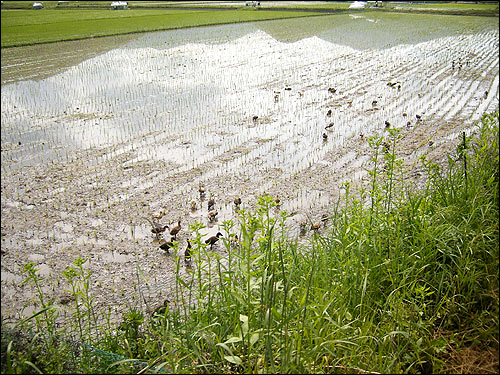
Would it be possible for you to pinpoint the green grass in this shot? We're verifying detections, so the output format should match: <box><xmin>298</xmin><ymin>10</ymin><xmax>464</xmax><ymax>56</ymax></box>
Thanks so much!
<box><xmin>2</xmin><ymin>110</ymin><xmax>498</xmax><ymax>374</ymax></box>
<box><xmin>1</xmin><ymin>7</ymin><xmax>322</xmax><ymax>47</ymax></box>
<box><xmin>2</xmin><ymin>1</ymin><xmax>498</xmax><ymax>47</ymax></box>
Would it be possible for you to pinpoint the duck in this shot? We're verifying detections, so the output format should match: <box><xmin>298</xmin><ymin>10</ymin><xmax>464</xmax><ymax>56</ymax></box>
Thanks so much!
<box><xmin>274</xmin><ymin>196</ymin><xmax>281</xmax><ymax>206</ymax></box>
<box><xmin>372</xmin><ymin>100</ymin><xmax>378</xmax><ymax>107</ymax></box>
<box><xmin>142</xmin><ymin>217</ymin><xmax>168</xmax><ymax>238</ymax></box>
<box><xmin>151</xmin><ymin>299</ymin><xmax>170</xmax><ymax>317</ymax></box>
<box><xmin>199</xmin><ymin>184</ymin><xmax>206</xmax><ymax>196</ymax></box>
<box><xmin>311</xmin><ymin>222</ymin><xmax>321</xmax><ymax>231</ymax></box>
<box><xmin>208</xmin><ymin>209</ymin><xmax>218</xmax><ymax>222</ymax></box>
<box><xmin>184</xmin><ymin>240</ymin><xmax>192</xmax><ymax>263</ymax></box>
<box><xmin>384</xmin><ymin>120</ymin><xmax>391</xmax><ymax>128</ymax></box>
<box><xmin>299</xmin><ymin>220</ymin><xmax>308</xmax><ymax>236</ymax></box>
<box><xmin>322</xmin><ymin>133</ymin><xmax>328</xmax><ymax>141</ymax></box>
<box><xmin>252</xmin><ymin>115</ymin><xmax>259</xmax><ymax>121</ymax></box>
<box><xmin>234</xmin><ymin>197</ymin><xmax>242</xmax><ymax>206</ymax></box>
<box><xmin>152</xmin><ymin>210</ymin><xmax>164</xmax><ymax>221</ymax></box>
<box><xmin>402</xmin><ymin>112</ymin><xmax>407</xmax><ymax>117</ymax></box>
<box><xmin>321</xmin><ymin>214</ymin><xmax>329</xmax><ymax>223</ymax></box>
<box><xmin>232</xmin><ymin>234</ymin><xmax>239</xmax><ymax>245</ymax></box>
<box><xmin>169</xmin><ymin>220</ymin><xmax>181</xmax><ymax>239</ymax></box>
<box><xmin>205</xmin><ymin>232</ymin><xmax>223</xmax><ymax>249</ymax></box>
<box><xmin>328</xmin><ymin>87</ymin><xmax>336</xmax><ymax>94</ymax></box>
<box><xmin>326</xmin><ymin>109</ymin><xmax>332</xmax><ymax>117</ymax></box>
<box><xmin>159</xmin><ymin>238</ymin><xmax>176</xmax><ymax>253</ymax></box>
<box><xmin>207</xmin><ymin>197</ymin><xmax>215</xmax><ymax>211</ymax></box>
<box><xmin>325</xmin><ymin>122</ymin><xmax>334</xmax><ymax>130</ymax></box>
<box><xmin>416</xmin><ymin>114</ymin><xmax>422</xmax><ymax>121</ymax></box>
<box><xmin>190</xmin><ymin>199</ymin><xmax>197</xmax><ymax>211</ymax></box>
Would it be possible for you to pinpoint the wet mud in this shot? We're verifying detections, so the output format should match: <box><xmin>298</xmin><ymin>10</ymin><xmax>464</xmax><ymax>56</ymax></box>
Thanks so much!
<box><xmin>1</xmin><ymin>14</ymin><xmax>499</xmax><ymax>324</ymax></box>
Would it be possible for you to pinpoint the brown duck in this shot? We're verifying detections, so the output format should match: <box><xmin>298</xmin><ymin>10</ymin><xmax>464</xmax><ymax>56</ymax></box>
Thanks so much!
<box><xmin>184</xmin><ymin>239</ymin><xmax>192</xmax><ymax>263</ymax></box>
<box><xmin>205</xmin><ymin>232</ymin><xmax>223</xmax><ymax>249</ymax></box>
<box><xmin>208</xmin><ymin>209</ymin><xmax>218</xmax><ymax>222</ymax></box>
<box><xmin>169</xmin><ymin>220</ymin><xmax>181</xmax><ymax>239</ymax></box>
<box><xmin>159</xmin><ymin>238</ymin><xmax>176</xmax><ymax>253</ymax></box>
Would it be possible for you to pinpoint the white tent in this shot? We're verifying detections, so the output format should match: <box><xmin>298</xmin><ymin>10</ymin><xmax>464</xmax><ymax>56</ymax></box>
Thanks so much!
<box><xmin>110</xmin><ymin>1</ymin><xmax>127</xmax><ymax>10</ymax></box>
<box><xmin>349</xmin><ymin>1</ymin><xmax>367</xmax><ymax>9</ymax></box>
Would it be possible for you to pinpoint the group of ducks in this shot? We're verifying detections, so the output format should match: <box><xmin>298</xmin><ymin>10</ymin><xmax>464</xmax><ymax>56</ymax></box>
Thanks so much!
<box><xmin>145</xmin><ymin>185</ymin><xmax>247</xmax><ymax>265</ymax></box>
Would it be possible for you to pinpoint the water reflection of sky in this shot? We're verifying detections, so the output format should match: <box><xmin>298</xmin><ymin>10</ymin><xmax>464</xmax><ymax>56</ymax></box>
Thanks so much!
<box><xmin>1</xmin><ymin>14</ymin><xmax>498</xmax><ymax>172</ymax></box>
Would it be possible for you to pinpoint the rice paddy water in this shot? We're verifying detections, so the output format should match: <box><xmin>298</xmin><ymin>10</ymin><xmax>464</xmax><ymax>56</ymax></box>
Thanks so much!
<box><xmin>1</xmin><ymin>12</ymin><xmax>499</xmax><ymax>323</ymax></box>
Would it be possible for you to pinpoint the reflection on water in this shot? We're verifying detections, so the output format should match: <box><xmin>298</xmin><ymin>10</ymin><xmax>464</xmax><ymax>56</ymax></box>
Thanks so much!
<box><xmin>1</xmin><ymin>13</ymin><xmax>498</xmax><ymax>324</ymax></box>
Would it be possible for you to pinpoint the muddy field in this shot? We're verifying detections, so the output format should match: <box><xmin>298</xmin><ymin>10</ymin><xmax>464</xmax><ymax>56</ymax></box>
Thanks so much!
<box><xmin>1</xmin><ymin>13</ymin><xmax>499</xmax><ymax>324</ymax></box>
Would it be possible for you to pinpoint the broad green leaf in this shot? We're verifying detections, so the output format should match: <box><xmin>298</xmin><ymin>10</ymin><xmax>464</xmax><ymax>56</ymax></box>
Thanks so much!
<box><xmin>225</xmin><ymin>336</ymin><xmax>242</xmax><ymax>344</ymax></box>
<box><xmin>224</xmin><ymin>355</ymin><xmax>242</xmax><ymax>365</ymax></box>
<box><xmin>250</xmin><ymin>332</ymin><xmax>259</xmax><ymax>346</ymax></box>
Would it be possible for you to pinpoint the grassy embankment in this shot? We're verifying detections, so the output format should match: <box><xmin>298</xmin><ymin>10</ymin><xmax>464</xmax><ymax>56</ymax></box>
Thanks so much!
<box><xmin>0</xmin><ymin>4</ymin><xmax>322</xmax><ymax>48</ymax></box>
<box><xmin>1</xmin><ymin>111</ymin><xmax>498</xmax><ymax>374</ymax></box>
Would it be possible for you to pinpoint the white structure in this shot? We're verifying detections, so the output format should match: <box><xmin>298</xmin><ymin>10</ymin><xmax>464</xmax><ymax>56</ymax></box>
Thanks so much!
<box><xmin>32</xmin><ymin>2</ymin><xmax>43</xmax><ymax>9</ymax></box>
<box><xmin>110</xmin><ymin>1</ymin><xmax>127</xmax><ymax>10</ymax></box>
<box><xmin>349</xmin><ymin>1</ymin><xmax>367</xmax><ymax>9</ymax></box>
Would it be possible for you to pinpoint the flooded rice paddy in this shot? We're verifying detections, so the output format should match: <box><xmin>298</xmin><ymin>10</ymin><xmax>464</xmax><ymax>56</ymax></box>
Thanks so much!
<box><xmin>1</xmin><ymin>12</ymin><xmax>499</xmax><ymax>323</ymax></box>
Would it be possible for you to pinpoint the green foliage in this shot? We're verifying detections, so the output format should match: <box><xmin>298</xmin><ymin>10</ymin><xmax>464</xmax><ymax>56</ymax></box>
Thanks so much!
<box><xmin>2</xmin><ymin>111</ymin><xmax>498</xmax><ymax>373</ymax></box>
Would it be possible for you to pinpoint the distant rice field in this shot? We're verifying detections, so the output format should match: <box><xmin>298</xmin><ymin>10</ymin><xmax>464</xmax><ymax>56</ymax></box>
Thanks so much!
<box><xmin>1</xmin><ymin>7</ymin><xmax>321</xmax><ymax>47</ymax></box>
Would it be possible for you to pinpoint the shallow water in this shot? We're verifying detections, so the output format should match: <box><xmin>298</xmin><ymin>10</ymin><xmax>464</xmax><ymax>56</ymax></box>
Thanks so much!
<box><xmin>1</xmin><ymin>13</ymin><xmax>499</xmax><ymax>323</ymax></box>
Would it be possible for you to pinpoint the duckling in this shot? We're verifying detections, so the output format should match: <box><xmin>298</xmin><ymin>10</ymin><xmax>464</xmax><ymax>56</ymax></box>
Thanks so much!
<box><xmin>311</xmin><ymin>222</ymin><xmax>321</xmax><ymax>231</ymax></box>
<box><xmin>322</xmin><ymin>133</ymin><xmax>328</xmax><ymax>141</ymax></box>
<box><xmin>169</xmin><ymin>220</ymin><xmax>181</xmax><ymax>239</ymax></box>
<box><xmin>159</xmin><ymin>237</ymin><xmax>176</xmax><ymax>253</ymax></box>
<box><xmin>326</xmin><ymin>109</ymin><xmax>332</xmax><ymax>117</ymax></box>
<box><xmin>402</xmin><ymin>112</ymin><xmax>407</xmax><ymax>117</ymax></box>
<box><xmin>190</xmin><ymin>199</ymin><xmax>197</xmax><ymax>211</ymax></box>
<box><xmin>372</xmin><ymin>100</ymin><xmax>378</xmax><ymax>107</ymax></box>
<box><xmin>142</xmin><ymin>217</ymin><xmax>168</xmax><ymax>238</ymax></box>
<box><xmin>199</xmin><ymin>184</ymin><xmax>206</xmax><ymax>196</ymax></box>
<box><xmin>230</xmin><ymin>234</ymin><xmax>241</xmax><ymax>250</ymax></box>
<box><xmin>382</xmin><ymin>141</ymin><xmax>391</xmax><ymax>154</ymax></box>
<box><xmin>328</xmin><ymin>87</ymin><xmax>336</xmax><ymax>94</ymax></box>
<box><xmin>360</xmin><ymin>132</ymin><xmax>365</xmax><ymax>139</ymax></box>
<box><xmin>151</xmin><ymin>299</ymin><xmax>170</xmax><ymax>317</ymax></box>
<box><xmin>274</xmin><ymin>94</ymin><xmax>279</xmax><ymax>103</ymax></box>
<box><xmin>205</xmin><ymin>232</ymin><xmax>223</xmax><ymax>249</ymax></box>
<box><xmin>384</xmin><ymin>120</ymin><xmax>391</xmax><ymax>128</ymax></box>
<box><xmin>184</xmin><ymin>240</ymin><xmax>192</xmax><ymax>263</ymax></box>
<box><xmin>208</xmin><ymin>209</ymin><xmax>218</xmax><ymax>222</ymax></box>
<box><xmin>234</xmin><ymin>197</ymin><xmax>242</xmax><ymax>206</ymax></box>
<box><xmin>299</xmin><ymin>220</ymin><xmax>308</xmax><ymax>236</ymax></box>
<box><xmin>274</xmin><ymin>196</ymin><xmax>281</xmax><ymax>206</ymax></box>
<box><xmin>416</xmin><ymin>114</ymin><xmax>422</xmax><ymax>121</ymax></box>
<box><xmin>252</xmin><ymin>115</ymin><xmax>259</xmax><ymax>121</ymax></box>
<box><xmin>207</xmin><ymin>197</ymin><xmax>215</xmax><ymax>211</ymax></box>
<box><xmin>325</xmin><ymin>122</ymin><xmax>334</xmax><ymax>130</ymax></box>
<box><xmin>321</xmin><ymin>214</ymin><xmax>329</xmax><ymax>223</ymax></box>
<box><xmin>152</xmin><ymin>210</ymin><xmax>164</xmax><ymax>221</ymax></box>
